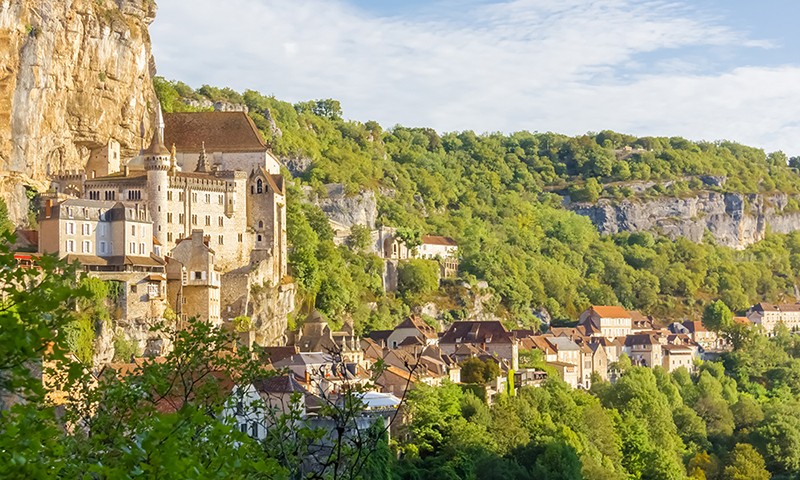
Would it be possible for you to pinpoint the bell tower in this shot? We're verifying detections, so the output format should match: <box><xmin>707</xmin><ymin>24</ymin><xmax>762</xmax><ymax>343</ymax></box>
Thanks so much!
<box><xmin>144</xmin><ymin>108</ymin><xmax>170</xmax><ymax>249</ymax></box>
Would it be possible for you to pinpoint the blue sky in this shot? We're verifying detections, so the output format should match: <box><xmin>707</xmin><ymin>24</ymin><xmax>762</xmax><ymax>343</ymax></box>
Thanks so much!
<box><xmin>151</xmin><ymin>0</ymin><xmax>800</xmax><ymax>154</ymax></box>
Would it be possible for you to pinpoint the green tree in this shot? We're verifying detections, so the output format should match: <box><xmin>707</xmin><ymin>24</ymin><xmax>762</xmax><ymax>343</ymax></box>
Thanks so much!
<box><xmin>703</xmin><ymin>300</ymin><xmax>734</xmax><ymax>333</ymax></box>
<box><xmin>347</xmin><ymin>224</ymin><xmax>372</xmax><ymax>253</ymax></box>
<box><xmin>722</xmin><ymin>444</ymin><xmax>770</xmax><ymax>480</ymax></box>
<box><xmin>397</xmin><ymin>258</ymin><xmax>440</xmax><ymax>296</ymax></box>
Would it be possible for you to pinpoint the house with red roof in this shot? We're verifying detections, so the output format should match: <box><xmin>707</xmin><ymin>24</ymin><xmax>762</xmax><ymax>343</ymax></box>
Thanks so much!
<box><xmin>579</xmin><ymin>306</ymin><xmax>633</xmax><ymax>338</ymax></box>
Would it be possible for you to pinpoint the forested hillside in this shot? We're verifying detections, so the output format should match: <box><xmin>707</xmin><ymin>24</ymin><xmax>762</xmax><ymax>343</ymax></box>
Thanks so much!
<box><xmin>155</xmin><ymin>78</ymin><xmax>800</xmax><ymax>331</ymax></box>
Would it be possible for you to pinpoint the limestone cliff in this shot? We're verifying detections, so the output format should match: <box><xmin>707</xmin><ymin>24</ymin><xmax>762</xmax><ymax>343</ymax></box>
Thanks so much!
<box><xmin>0</xmin><ymin>0</ymin><xmax>158</xmax><ymax>222</ymax></box>
<box><xmin>570</xmin><ymin>192</ymin><xmax>800</xmax><ymax>249</ymax></box>
<box><xmin>303</xmin><ymin>183</ymin><xmax>378</xmax><ymax>229</ymax></box>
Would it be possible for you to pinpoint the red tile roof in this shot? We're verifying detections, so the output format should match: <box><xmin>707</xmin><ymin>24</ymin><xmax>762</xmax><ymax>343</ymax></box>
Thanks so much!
<box><xmin>164</xmin><ymin>112</ymin><xmax>268</xmax><ymax>153</ymax></box>
<box><xmin>588</xmin><ymin>306</ymin><xmax>631</xmax><ymax>318</ymax></box>
<box><xmin>682</xmin><ymin>321</ymin><xmax>707</xmax><ymax>333</ymax></box>
<box><xmin>421</xmin><ymin>235</ymin><xmax>457</xmax><ymax>247</ymax></box>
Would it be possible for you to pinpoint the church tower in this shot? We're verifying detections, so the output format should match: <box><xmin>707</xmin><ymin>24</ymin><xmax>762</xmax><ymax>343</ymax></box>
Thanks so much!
<box><xmin>144</xmin><ymin>108</ymin><xmax>170</xmax><ymax>248</ymax></box>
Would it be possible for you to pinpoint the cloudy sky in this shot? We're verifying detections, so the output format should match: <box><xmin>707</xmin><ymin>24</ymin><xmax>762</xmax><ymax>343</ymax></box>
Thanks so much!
<box><xmin>151</xmin><ymin>0</ymin><xmax>800</xmax><ymax>154</ymax></box>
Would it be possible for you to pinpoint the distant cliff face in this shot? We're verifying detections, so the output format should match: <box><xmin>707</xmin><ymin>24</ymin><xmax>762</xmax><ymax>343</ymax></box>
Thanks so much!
<box><xmin>570</xmin><ymin>192</ymin><xmax>800</xmax><ymax>249</ymax></box>
<box><xmin>0</xmin><ymin>0</ymin><xmax>158</xmax><ymax>221</ymax></box>
<box><xmin>304</xmin><ymin>183</ymin><xmax>378</xmax><ymax>229</ymax></box>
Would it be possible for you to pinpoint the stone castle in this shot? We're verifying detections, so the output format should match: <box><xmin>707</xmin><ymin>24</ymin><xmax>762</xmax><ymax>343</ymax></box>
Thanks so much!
<box><xmin>42</xmin><ymin>109</ymin><xmax>294</xmax><ymax>358</ymax></box>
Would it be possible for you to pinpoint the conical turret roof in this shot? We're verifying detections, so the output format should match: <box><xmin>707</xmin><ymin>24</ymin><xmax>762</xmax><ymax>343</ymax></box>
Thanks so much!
<box><xmin>143</xmin><ymin>107</ymin><xmax>169</xmax><ymax>156</ymax></box>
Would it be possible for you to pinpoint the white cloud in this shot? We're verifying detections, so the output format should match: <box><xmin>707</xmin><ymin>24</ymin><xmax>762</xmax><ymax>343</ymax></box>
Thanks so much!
<box><xmin>151</xmin><ymin>0</ymin><xmax>799</xmax><ymax>154</ymax></box>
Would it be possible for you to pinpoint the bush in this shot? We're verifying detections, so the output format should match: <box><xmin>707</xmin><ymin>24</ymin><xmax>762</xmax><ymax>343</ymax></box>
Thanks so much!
<box><xmin>113</xmin><ymin>333</ymin><xmax>142</xmax><ymax>362</ymax></box>
<box><xmin>233</xmin><ymin>316</ymin><xmax>252</xmax><ymax>332</ymax></box>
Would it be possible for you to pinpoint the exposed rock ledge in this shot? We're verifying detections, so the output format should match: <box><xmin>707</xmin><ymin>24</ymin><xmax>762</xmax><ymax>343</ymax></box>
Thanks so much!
<box><xmin>0</xmin><ymin>0</ymin><xmax>158</xmax><ymax>223</ymax></box>
<box><xmin>570</xmin><ymin>192</ymin><xmax>800</xmax><ymax>249</ymax></box>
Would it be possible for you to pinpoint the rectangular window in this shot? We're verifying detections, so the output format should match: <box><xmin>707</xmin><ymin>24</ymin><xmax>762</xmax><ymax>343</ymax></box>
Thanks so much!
<box><xmin>66</xmin><ymin>240</ymin><xmax>75</xmax><ymax>252</ymax></box>
<box><xmin>99</xmin><ymin>223</ymin><xmax>107</xmax><ymax>236</ymax></box>
<box><xmin>218</xmin><ymin>195</ymin><xmax>224</xmax><ymax>205</ymax></box>
<box><xmin>192</xmin><ymin>214</ymin><xmax>197</xmax><ymax>225</ymax></box>
<box><xmin>194</xmin><ymin>271</ymin><xmax>203</xmax><ymax>280</ymax></box>
<box><xmin>129</xmin><ymin>242</ymin><xmax>136</xmax><ymax>254</ymax></box>
<box><xmin>205</xmin><ymin>215</ymin><xmax>210</xmax><ymax>226</ymax></box>
<box><xmin>205</xmin><ymin>194</ymin><xmax>210</xmax><ymax>203</ymax></box>
<box><xmin>82</xmin><ymin>223</ymin><xmax>90</xmax><ymax>236</ymax></box>
<box><xmin>82</xmin><ymin>240</ymin><xmax>91</xmax><ymax>253</ymax></box>
<box><xmin>167</xmin><ymin>232</ymin><xmax>173</xmax><ymax>242</ymax></box>
<box><xmin>131</xmin><ymin>225</ymin><xmax>136</xmax><ymax>236</ymax></box>
<box><xmin>66</xmin><ymin>222</ymin><xmax>75</xmax><ymax>235</ymax></box>
<box><xmin>192</xmin><ymin>192</ymin><xmax>197</xmax><ymax>203</ymax></box>
<box><xmin>238</xmin><ymin>233</ymin><xmax>243</xmax><ymax>242</ymax></box>
<box><xmin>139</xmin><ymin>243</ymin><xmax>145</xmax><ymax>255</ymax></box>
<box><xmin>167</xmin><ymin>191</ymin><xmax>173</xmax><ymax>201</ymax></box>
<box><xmin>179</xmin><ymin>213</ymin><xmax>185</xmax><ymax>224</ymax></box>
<box><xmin>218</xmin><ymin>216</ymin><xmax>224</xmax><ymax>227</ymax></box>
<box><xmin>218</xmin><ymin>235</ymin><xmax>224</xmax><ymax>245</ymax></box>
<box><xmin>100</xmin><ymin>241</ymin><xmax>107</xmax><ymax>254</ymax></box>
<box><xmin>179</xmin><ymin>191</ymin><xmax>184</xmax><ymax>201</ymax></box>
<box><xmin>167</xmin><ymin>213</ymin><xmax>173</xmax><ymax>223</ymax></box>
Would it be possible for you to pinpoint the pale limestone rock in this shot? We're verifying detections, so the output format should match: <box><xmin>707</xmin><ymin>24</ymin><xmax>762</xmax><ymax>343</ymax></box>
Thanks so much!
<box><xmin>0</xmin><ymin>0</ymin><xmax>158</xmax><ymax>223</ymax></box>
<box><xmin>571</xmin><ymin>192</ymin><xmax>800</xmax><ymax>250</ymax></box>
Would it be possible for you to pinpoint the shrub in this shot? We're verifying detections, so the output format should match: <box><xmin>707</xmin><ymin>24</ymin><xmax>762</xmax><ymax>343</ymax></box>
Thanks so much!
<box><xmin>113</xmin><ymin>333</ymin><xmax>142</xmax><ymax>362</ymax></box>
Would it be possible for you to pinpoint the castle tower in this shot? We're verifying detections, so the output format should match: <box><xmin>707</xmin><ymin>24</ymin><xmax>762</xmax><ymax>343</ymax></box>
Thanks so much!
<box><xmin>144</xmin><ymin>108</ymin><xmax>170</xmax><ymax>248</ymax></box>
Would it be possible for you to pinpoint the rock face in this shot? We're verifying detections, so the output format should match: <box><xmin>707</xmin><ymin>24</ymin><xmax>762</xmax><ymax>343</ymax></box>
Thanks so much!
<box><xmin>571</xmin><ymin>192</ymin><xmax>800</xmax><ymax>249</ymax></box>
<box><xmin>221</xmin><ymin>258</ymin><xmax>294</xmax><ymax>347</ymax></box>
<box><xmin>0</xmin><ymin>0</ymin><xmax>158</xmax><ymax>222</ymax></box>
<box><xmin>310</xmin><ymin>183</ymin><xmax>378</xmax><ymax>229</ymax></box>
<box><xmin>282</xmin><ymin>156</ymin><xmax>312</xmax><ymax>177</ymax></box>
<box><xmin>182</xmin><ymin>97</ymin><xmax>248</xmax><ymax>113</ymax></box>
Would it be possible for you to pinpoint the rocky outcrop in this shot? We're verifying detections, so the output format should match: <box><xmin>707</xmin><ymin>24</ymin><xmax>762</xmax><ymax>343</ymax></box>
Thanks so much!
<box><xmin>307</xmin><ymin>183</ymin><xmax>378</xmax><ymax>229</ymax></box>
<box><xmin>221</xmin><ymin>257</ymin><xmax>295</xmax><ymax>347</ymax></box>
<box><xmin>282</xmin><ymin>156</ymin><xmax>312</xmax><ymax>177</ymax></box>
<box><xmin>182</xmin><ymin>97</ymin><xmax>248</xmax><ymax>113</ymax></box>
<box><xmin>0</xmin><ymin>0</ymin><xmax>158</xmax><ymax>223</ymax></box>
<box><xmin>571</xmin><ymin>192</ymin><xmax>800</xmax><ymax>249</ymax></box>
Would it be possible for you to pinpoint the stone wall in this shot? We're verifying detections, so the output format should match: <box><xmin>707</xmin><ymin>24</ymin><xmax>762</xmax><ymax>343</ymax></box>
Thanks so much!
<box><xmin>570</xmin><ymin>192</ymin><xmax>800</xmax><ymax>249</ymax></box>
<box><xmin>0</xmin><ymin>0</ymin><xmax>158</xmax><ymax>223</ymax></box>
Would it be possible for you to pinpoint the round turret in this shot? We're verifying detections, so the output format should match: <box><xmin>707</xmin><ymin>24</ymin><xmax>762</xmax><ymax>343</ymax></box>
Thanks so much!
<box><xmin>146</xmin><ymin>108</ymin><xmax>169</xmax><ymax>248</ymax></box>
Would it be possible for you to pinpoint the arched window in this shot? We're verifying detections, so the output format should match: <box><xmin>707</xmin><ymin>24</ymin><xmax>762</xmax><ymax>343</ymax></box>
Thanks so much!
<box><xmin>257</xmin><ymin>179</ymin><xmax>263</xmax><ymax>194</ymax></box>
<box><xmin>258</xmin><ymin>220</ymin><xmax>264</xmax><ymax>229</ymax></box>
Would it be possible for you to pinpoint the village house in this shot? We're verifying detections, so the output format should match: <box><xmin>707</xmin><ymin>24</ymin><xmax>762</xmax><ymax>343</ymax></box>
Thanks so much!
<box><xmin>545</xmin><ymin>336</ymin><xmax>581</xmax><ymax>367</ymax></box>
<box><xmin>519</xmin><ymin>336</ymin><xmax>558</xmax><ymax>363</ymax></box>
<box><xmin>165</xmin><ymin>230</ymin><xmax>221</xmax><ymax>325</ymax></box>
<box><xmin>661</xmin><ymin>344</ymin><xmax>695</xmax><ymax>373</ymax></box>
<box><xmin>417</xmin><ymin>235</ymin><xmax>459</xmax><ymax>278</ymax></box>
<box><xmin>546</xmin><ymin>361</ymin><xmax>578</xmax><ymax>388</ymax></box>
<box><xmin>746</xmin><ymin>302</ymin><xmax>800</xmax><ymax>333</ymax></box>
<box><xmin>439</xmin><ymin>321</ymin><xmax>519</xmax><ymax>370</ymax></box>
<box><xmin>38</xmin><ymin>198</ymin><xmax>168</xmax><ymax>336</ymax></box>
<box><xmin>680</xmin><ymin>321</ymin><xmax>718</xmax><ymax>349</ymax></box>
<box><xmin>623</xmin><ymin>334</ymin><xmax>662</xmax><ymax>368</ymax></box>
<box><xmin>578</xmin><ymin>306</ymin><xmax>632</xmax><ymax>338</ymax></box>
<box><xmin>582</xmin><ymin>343</ymin><xmax>609</xmax><ymax>383</ymax></box>
<box><xmin>588</xmin><ymin>337</ymin><xmax>624</xmax><ymax>364</ymax></box>
<box><xmin>385</xmin><ymin>315</ymin><xmax>439</xmax><ymax>350</ymax></box>
<box><xmin>630</xmin><ymin>311</ymin><xmax>656</xmax><ymax>333</ymax></box>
